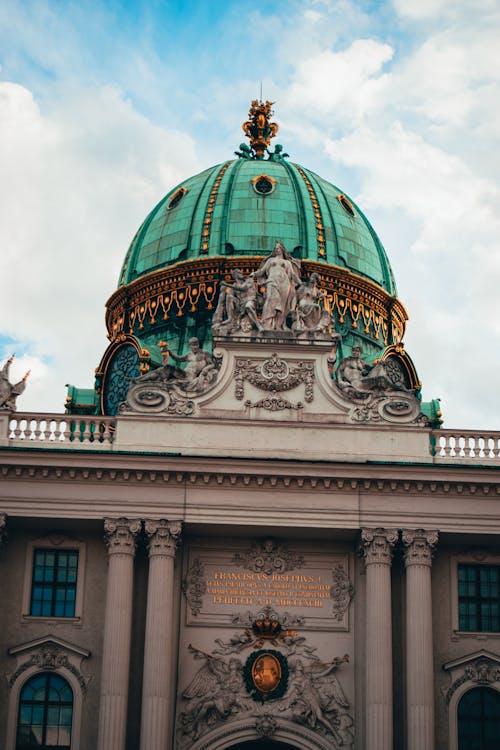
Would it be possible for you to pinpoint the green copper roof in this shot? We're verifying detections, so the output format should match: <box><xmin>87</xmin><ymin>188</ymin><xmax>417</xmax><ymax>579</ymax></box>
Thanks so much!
<box><xmin>118</xmin><ymin>159</ymin><xmax>396</xmax><ymax>295</ymax></box>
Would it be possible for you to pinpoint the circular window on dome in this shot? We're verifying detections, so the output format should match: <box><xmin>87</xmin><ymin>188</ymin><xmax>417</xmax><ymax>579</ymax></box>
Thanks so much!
<box><xmin>337</xmin><ymin>193</ymin><xmax>355</xmax><ymax>217</ymax></box>
<box><xmin>167</xmin><ymin>187</ymin><xmax>188</xmax><ymax>209</ymax></box>
<box><xmin>252</xmin><ymin>174</ymin><xmax>277</xmax><ymax>196</ymax></box>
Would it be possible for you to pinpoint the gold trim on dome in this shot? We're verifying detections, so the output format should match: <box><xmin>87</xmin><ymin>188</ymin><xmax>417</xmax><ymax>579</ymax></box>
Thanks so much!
<box><xmin>105</xmin><ymin>257</ymin><xmax>408</xmax><ymax>348</ymax></box>
<box><xmin>251</xmin><ymin>174</ymin><xmax>277</xmax><ymax>195</ymax></box>
<box><xmin>167</xmin><ymin>187</ymin><xmax>188</xmax><ymax>210</ymax></box>
<box><xmin>295</xmin><ymin>166</ymin><xmax>326</xmax><ymax>258</ymax></box>
<box><xmin>337</xmin><ymin>193</ymin><xmax>355</xmax><ymax>217</ymax></box>
<box><xmin>242</xmin><ymin>100</ymin><xmax>279</xmax><ymax>159</ymax></box>
<box><xmin>382</xmin><ymin>344</ymin><xmax>422</xmax><ymax>390</ymax></box>
<box><xmin>200</xmin><ymin>162</ymin><xmax>231</xmax><ymax>254</ymax></box>
<box><xmin>96</xmin><ymin>334</ymin><xmax>152</xmax><ymax>415</ymax></box>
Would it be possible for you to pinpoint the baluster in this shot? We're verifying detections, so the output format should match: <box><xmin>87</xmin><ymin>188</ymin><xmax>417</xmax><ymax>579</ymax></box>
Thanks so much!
<box><xmin>81</xmin><ymin>419</ymin><xmax>93</xmax><ymax>443</ymax></box>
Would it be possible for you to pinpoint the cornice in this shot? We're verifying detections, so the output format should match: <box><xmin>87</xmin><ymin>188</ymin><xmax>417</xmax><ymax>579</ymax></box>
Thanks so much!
<box><xmin>1</xmin><ymin>459</ymin><xmax>499</xmax><ymax>496</ymax></box>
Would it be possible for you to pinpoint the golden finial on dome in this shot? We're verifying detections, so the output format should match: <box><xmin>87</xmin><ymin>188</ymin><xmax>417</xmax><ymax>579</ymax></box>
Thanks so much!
<box><xmin>241</xmin><ymin>100</ymin><xmax>279</xmax><ymax>159</ymax></box>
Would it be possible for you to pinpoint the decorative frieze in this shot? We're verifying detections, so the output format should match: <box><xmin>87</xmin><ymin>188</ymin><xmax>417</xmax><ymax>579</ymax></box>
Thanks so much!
<box><xmin>402</xmin><ymin>529</ymin><xmax>438</xmax><ymax>567</ymax></box>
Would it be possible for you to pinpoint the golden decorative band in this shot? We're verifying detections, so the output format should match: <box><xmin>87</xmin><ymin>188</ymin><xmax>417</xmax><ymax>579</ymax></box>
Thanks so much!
<box><xmin>106</xmin><ymin>257</ymin><xmax>407</xmax><ymax>347</ymax></box>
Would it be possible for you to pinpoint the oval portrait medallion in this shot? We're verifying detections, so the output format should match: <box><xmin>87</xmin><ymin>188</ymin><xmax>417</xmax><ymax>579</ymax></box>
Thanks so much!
<box><xmin>243</xmin><ymin>649</ymin><xmax>289</xmax><ymax>702</ymax></box>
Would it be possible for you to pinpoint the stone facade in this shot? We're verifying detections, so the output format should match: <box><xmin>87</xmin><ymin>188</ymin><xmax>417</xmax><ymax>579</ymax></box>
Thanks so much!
<box><xmin>1</xmin><ymin>397</ymin><xmax>500</xmax><ymax>749</ymax></box>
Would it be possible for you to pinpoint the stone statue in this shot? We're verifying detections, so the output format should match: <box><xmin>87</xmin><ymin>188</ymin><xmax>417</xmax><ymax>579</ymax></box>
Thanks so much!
<box><xmin>292</xmin><ymin>272</ymin><xmax>336</xmax><ymax>337</ymax></box>
<box><xmin>281</xmin><ymin>656</ymin><xmax>352</xmax><ymax>746</ymax></box>
<box><xmin>0</xmin><ymin>355</ymin><xmax>30</xmax><ymax>411</ymax></box>
<box><xmin>336</xmin><ymin>343</ymin><xmax>406</xmax><ymax>400</ymax></box>
<box><xmin>268</xmin><ymin>143</ymin><xmax>289</xmax><ymax>161</ymax></box>
<box><xmin>251</xmin><ymin>240</ymin><xmax>302</xmax><ymax>331</ymax></box>
<box><xmin>179</xmin><ymin>645</ymin><xmax>249</xmax><ymax>741</ymax></box>
<box><xmin>213</xmin><ymin>269</ymin><xmax>263</xmax><ymax>335</ymax></box>
<box><xmin>134</xmin><ymin>337</ymin><xmax>217</xmax><ymax>393</ymax></box>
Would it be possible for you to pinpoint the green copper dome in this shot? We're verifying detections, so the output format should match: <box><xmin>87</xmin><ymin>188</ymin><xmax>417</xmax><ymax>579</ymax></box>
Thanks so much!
<box><xmin>118</xmin><ymin>158</ymin><xmax>396</xmax><ymax>296</ymax></box>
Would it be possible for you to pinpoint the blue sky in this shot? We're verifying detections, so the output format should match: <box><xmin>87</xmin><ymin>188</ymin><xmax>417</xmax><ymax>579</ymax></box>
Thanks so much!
<box><xmin>1</xmin><ymin>0</ymin><xmax>499</xmax><ymax>427</ymax></box>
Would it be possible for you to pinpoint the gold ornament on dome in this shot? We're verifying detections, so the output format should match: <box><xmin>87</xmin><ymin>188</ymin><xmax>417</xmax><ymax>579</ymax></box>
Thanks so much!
<box><xmin>242</xmin><ymin>100</ymin><xmax>279</xmax><ymax>159</ymax></box>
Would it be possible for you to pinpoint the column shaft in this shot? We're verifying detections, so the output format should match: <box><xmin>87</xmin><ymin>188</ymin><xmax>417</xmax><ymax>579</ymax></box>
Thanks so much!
<box><xmin>403</xmin><ymin>529</ymin><xmax>438</xmax><ymax>750</ymax></box>
<box><xmin>360</xmin><ymin>528</ymin><xmax>398</xmax><ymax>750</ymax></box>
<box><xmin>140</xmin><ymin>520</ymin><xmax>181</xmax><ymax>750</ymax></box>
<box><xmin>97</xmin><ymin>518</ymin><xmax>140</xmax><ymax>750</ymax></box>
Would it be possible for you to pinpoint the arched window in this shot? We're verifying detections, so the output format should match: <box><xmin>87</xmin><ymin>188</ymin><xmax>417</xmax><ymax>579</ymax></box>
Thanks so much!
<box><xmin>16</xmin><ymin>673</ymin><xmax>73</xmax><ymax>749</ymax></box>
<box><xmin>458</xmin><ymin>686</ymin><xmax>500</xmax><ymax>750</ymax></box>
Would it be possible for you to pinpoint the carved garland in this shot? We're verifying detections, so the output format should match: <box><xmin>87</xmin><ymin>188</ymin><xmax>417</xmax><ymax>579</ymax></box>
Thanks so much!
<box><xmin>234</xmin><ymin>354</ymin><xmax>314</xmax><ymax>403</ymax></box>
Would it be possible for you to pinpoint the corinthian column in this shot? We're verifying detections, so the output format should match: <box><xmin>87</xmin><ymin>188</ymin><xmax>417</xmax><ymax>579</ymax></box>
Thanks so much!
<box><xmin>360</xmin><ymin>528</ymin><xmax>398</xmax><ymax>750</ymax></box>
<box><xmin>0</xmin><ymin>513</ymin><xmax>6</xmax><ymax>548</ymax></box>
<box><xmin>140</xmin><ymin>519</ymin><xmax>182</xmax><ymax>750</ymax></box>
<box><xmin>402</xmin><ymin>529</ymin><xmax>438</xmax><ymax>750</ymax></box>
<box><xmin>97</xmin><ymin>517</ymin><xmax>141</xmax><ymax>750</ymax></box>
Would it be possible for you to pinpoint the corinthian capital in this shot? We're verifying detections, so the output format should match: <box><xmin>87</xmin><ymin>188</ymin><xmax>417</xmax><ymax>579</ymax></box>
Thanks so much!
<box><xmin>359</xmin><ymin>527</ymin><xmax>398</xmax><ymax>566</ymax></box>
<box><xmin>104</xmin><ymin>517</ymin><xmax>141</xmax><ymax>555</ymax></box>
<box><xmin>0</xmin><ymin>513</ymin><xmax>6</xmax><ymax>548</ymax></box>
<box><xmin>144</xmin><ymin>519</ymin><xmax>182</xmax><ymax>558</ymax></box>
<box><xmin>402</xmin><ymin>528</ymin><xmax>438</xmax><ymax>567</ymax></box>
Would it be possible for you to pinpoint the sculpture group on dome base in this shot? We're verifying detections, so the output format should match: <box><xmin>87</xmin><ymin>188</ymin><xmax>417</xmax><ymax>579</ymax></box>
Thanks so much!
<box><xmin>213</xmin><ymin>240</ymin><xmax>339</xmax><ymax>342</ymax></box>
<box><xmin>120</xmin><ymin>240</ymin><xmax>426</xmax><ymax>426</ymax></box>
<box><xmin>120</xmin><ymin>337</ymin><xmax>220</xmax><ymax>416</ymax></box>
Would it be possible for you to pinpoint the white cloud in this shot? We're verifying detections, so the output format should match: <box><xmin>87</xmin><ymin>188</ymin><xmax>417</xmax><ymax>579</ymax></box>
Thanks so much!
<box><xmin>285</xmin><ymin>40</ymin><xmax>393</xmax><ymax>124</ymax></box>
<box><xmin>0</xmin><ymin>80</ymin><xmax>200</xmax><ymax>413</ymax></box>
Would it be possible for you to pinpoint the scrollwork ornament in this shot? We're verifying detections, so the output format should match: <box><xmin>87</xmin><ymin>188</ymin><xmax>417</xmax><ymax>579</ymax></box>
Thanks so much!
<box><xmin>402</xmin><ymin>529</ymin><xmax>438</xmax><ymax>567</ymax></box>
<box><xmin>104</xmin><ymin>517</ymin><xmax>141</xmax><ymax>555</ymax></box>
<box><xmin>8</xmin><ymin>648</ymin><xmax>90</xmax><ymax>691</ymax></box>
<box><xmin>445</xmin><ymin>657</ymin><xmax>500</xmax><ymax>703</ymax></box>
<box><xmin>234</xmin><ymin>354</ymin><xmax>314</xmax><ymax>403</ymax></box>
<box><xmin>359</xmin><ymin>528</ymin><xmax>398</xmax><ymax>565</ymax></box>
<box><xmin>182</xmin><ymin>558</ymin><xmax>207</xmax><ymax>616</ymax></box>
<box><xmin>233</xmin><ymin>539</ymin><xmax>304</xmax><ymax>575</ymax></box>
<box><xmin>330</xmin><ymin>564</ymin><xmax>354</xmax><ymax>620</ymax></box>
<box><xmin>145</xmin><ymin>519</ymin><xmax>182</xmax><ymax>558</ymax></box>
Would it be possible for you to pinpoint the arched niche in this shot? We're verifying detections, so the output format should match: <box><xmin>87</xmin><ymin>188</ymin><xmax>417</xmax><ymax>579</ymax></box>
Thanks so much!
<box><xmin>186</xmin><ymin>716</ymin><xmax>335</xmax><ymax>750</ymax></box>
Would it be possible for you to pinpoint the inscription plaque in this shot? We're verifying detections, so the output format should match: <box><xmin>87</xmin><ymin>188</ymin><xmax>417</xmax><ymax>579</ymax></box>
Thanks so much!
<box><xmin>184</xmin><ymin>542</ymin><xmax>352</xmax><ymax>630</ymax></box>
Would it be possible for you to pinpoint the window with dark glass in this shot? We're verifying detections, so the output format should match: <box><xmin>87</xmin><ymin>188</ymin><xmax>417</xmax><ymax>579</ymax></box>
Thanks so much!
<box><xmin>458</xmin><ymin>564</ymin><xmax>499</xmax><ymax>632</ymax></box>
<box><xmin>30</xmin><ymin>549</ymin><xmax>79</xmax><ymax>617</ymax></box>
<box><xmin>16</xmin><ymin>672</ymin><xmax>73</xmax><ymax>749</ymax></box>
<box><xmin>458</xmin><ymin>686</ymin><xmax>500</xmax><ymax>750</ymax></box>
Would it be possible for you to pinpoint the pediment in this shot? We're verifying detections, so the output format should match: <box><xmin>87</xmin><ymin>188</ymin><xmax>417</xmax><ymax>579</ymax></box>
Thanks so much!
<box><xmin>9</xmin><ymin>634</ymin><xmax>90</xmax><ymax>659</ymax></box>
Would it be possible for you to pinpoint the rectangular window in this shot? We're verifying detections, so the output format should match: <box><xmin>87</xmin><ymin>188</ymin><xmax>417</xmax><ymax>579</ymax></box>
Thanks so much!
<box><xmin>30</xmin><ymin>549</ymin><xmax>79</xmax><ymax>617</ymax></box>
<box><xmin>458</xmin><ymin>564</ymin><xmax>500</xmax><ymax>632</ymax></box>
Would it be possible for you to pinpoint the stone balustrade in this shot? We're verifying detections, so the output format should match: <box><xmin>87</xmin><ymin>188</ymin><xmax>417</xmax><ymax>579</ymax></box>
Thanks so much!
<box><xmin>4</xmin><ymin>413</ymin><xmax>115</xmax><ymax>448</ymax></box>
<box><xmin>432</xmin><ymin>430</ymin><xmax>500</xmax><ymax>461</ymax></box>
<box><xmin>2</xmin><ymin>413</ymin><xmax>500</xmax><ymax>464</ymax></box>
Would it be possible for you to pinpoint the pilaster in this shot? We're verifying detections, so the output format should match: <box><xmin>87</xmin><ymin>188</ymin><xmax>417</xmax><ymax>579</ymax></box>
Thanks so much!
<box><xmin>140</xmin><ymin>519</ymin><xmax>182</xmax><ymax>750</ymax></box>
<box><xmin>359</xmin><ymin>528</ymin><xmax>398</xmax><ymax>750</ymax></box>
<box><xmin>402</xmin><ymin>528</ymin><xmax>438</xmax><ymax>750</ymax></box>
<box><xmin>97</xmin><ymin>517</ymin><xmax>141</xmax><ymax>750</ymax></box>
